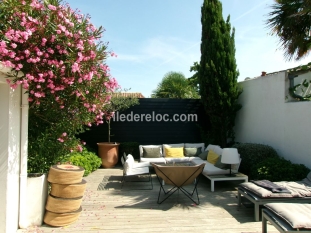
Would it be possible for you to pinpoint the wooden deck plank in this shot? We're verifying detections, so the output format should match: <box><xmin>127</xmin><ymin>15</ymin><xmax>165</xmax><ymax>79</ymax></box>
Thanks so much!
<box><xmin>17</xmin><ymin>167</ymin><xmax>277</xmax><ymax>233</ymax></box>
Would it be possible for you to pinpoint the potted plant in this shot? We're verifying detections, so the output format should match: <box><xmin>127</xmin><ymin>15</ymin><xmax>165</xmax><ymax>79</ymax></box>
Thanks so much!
<box><xmin>97</xmin><ymin>88</ymin><xmax>139</xmax><ymax>168</ymax></box>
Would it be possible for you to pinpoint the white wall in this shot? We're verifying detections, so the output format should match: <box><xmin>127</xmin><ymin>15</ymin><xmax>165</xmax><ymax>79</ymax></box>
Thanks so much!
<box><xmin>235</xmin><ymin>71</ymin><xmax>311</xmax><ymax>169</ymax></box>
<box><xmin>0</xmin><ymin>75</ymin><xmax>21</xmax><ymax>233</ymax></box>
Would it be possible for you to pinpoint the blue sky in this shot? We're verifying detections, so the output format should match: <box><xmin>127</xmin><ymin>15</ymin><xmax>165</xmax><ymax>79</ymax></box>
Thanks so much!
<box><xmin>66</xmin><ymin>0</ymin><xmax>310</xmax><ymax>97</ymax></box>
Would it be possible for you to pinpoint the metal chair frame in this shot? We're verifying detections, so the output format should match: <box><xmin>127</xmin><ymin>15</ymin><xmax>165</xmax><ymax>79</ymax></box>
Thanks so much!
<box><xmin>152</xmin><ymin>163</ymin><xmax>205</xmax><ymax>204</ymax></box>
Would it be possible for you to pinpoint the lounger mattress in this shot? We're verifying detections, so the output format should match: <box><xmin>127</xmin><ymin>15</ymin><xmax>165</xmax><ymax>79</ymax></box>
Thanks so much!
<box><xmin>239</xmin><ymin>178</ymin><xmax>311</xmax><ymax>198</ymax></box>
<box><xmin>265</xmin><ymin>203</ymin><xmax>311</xmax><ymax>229</ymax></box>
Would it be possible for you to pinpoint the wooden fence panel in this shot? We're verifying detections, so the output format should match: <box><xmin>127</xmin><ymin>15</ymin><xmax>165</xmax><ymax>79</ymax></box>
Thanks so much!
<box><xmin>78</xmin><ymin>98</ymin><xmax>208</xmax><ymax>153</ymax></box>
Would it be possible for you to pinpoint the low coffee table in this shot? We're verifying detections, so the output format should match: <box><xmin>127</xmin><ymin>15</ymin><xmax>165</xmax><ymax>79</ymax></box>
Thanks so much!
<box><xmin>205</xmin><ymin>173</ymin><xmax>248</xmax><ymax>192</ymax></box>
<box><xmin>162</xmin><ymin>162</ymin><xmax>194</xmax><ymax>166</ymax></box>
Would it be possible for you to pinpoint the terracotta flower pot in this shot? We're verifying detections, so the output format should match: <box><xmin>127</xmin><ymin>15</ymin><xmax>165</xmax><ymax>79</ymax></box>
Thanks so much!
<box><xmin>97</xmin><ymin>142</ymin><xmax>120</xmax><ymax>168</ymax></box>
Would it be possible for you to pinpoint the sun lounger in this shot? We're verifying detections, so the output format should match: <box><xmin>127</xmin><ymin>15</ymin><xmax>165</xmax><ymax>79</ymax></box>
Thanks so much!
<box><xmin>237</xmin><ymin>172</ymin><xmax>311</xmax><ymax>221</ymax></box>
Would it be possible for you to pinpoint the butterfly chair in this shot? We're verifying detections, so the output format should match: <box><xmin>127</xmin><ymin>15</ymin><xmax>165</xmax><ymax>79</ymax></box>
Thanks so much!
<box><xmin>121</xmin><ymin>153</ymin><xmax>153</xmax><ymax>190</ymax></box>
<box><xmin>151</xmin><ymin>163</ymin><xmax>205</xmax><ymax>204</ymax></box>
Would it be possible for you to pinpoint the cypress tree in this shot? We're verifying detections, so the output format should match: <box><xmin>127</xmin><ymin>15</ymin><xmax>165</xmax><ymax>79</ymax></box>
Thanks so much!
<box><xmin>198</xmin><ymin>0</ymin><xmax>242</xmax><ymax>147</ymax></box>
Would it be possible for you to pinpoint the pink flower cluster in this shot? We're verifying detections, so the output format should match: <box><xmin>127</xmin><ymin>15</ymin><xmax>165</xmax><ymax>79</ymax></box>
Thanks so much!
<box><xmin>0</xmin><ymin>0</ymin><xmax>119</xmax><ymax>127</ymax></box>
<box><xmin>57</xmin><ymin>132</ymin><xmax>67</xmax><ymax>143</ymax></box>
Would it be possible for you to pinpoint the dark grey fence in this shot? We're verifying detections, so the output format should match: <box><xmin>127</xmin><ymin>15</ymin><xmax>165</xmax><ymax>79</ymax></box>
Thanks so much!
<box><xmin>78</xmin><ymin>98</ymin><xmax>208</xmax><ymax>151</ymax></box>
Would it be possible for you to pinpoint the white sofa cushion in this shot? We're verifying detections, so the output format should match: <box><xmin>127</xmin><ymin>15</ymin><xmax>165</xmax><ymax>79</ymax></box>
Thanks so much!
<box><xmin>190</xmin><ymin>157</ymin><xmax>230</xmax><ymax>175</ymax></box>
<box><xmin>201</xmin><ymin>162</ymin><xmax>230</xmax><ymax>175</ymax></box>
<box><xmin>206</xmin><ymin>144</ymin><xmax>223</xmax><ymax>156</ymax></box>
<box><xmin>124</xmin><ymin>154</ymin><xmax>135</xmax><ymax>174</ymax></box>
<box><xmin>127</xmin><ymin>154</ymin><xmax>135</xmax><ymax>163</ymax></box>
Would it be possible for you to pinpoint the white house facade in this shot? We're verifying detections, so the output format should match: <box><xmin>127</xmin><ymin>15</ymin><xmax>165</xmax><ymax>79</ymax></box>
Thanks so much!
<box><xmin>235</xmin><ymin>70</ymin><xmax>311</xmax><ymax>169</ymax></box>
<box><xmin>0</xmin><ymin>64</ymin><xmax>28</xmax><ymax>233</ymax></box>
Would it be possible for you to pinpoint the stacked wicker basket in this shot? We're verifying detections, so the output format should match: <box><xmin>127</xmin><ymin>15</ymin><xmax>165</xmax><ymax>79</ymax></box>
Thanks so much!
<box><xmin>43</xmin><ymin>164</ymin><xmax>87</xmax><ymax>227</ymax></box>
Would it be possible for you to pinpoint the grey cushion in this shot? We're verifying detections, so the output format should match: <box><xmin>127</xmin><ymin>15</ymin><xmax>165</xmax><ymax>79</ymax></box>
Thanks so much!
<box><xmin>198</xmin><ymin>150</ymin><xmax>208</xmax><ymax>160</ymax></box>
<box><xmin>142</xmin><ymin>147</ymin><xmax>161</xmax><ymax>158</ymax></box>
<box><xmin>184</xmin><ymin>147</ymin><xmax>202</xmax><ymax>157</ymax></box>
<box><xmin>214</xmin><ymin>155</ymin><xmax>226</xmax><ymax>169</ymax></box>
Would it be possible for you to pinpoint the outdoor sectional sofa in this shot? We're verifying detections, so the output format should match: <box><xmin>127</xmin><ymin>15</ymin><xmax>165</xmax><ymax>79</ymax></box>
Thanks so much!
<box><xmin>139</xmin><ymin>143</ymin><xmax>241</xmax><ymax>178</ymax></box>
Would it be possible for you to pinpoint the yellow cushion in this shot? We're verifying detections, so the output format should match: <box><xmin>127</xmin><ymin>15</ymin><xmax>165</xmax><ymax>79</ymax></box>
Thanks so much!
<box><xmin>165</xmin><ymin>147</ymin><xmax>184</xmax><ymax>158</ymax></box>
<box><xmin>207</xmin><ymin>150</ymin><xmax>219</xmax><ymax>165</ymax></box>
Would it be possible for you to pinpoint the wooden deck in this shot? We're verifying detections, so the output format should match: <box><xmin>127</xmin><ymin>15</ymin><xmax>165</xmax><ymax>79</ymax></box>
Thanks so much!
<box><xmin>18</xmin><ymin>167</ymin><xmax>277</xmax><ymax>233</ymax></box>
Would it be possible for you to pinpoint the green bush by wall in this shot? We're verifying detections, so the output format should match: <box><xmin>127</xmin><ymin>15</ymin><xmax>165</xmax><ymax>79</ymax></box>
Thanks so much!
<box><xmin>232</xmin><ymin>143</ymin><xmax>279</xmax><ymax>178</ymax></box>
<box><xmin>251</xmin><ymin>157</ymin><xmax>310</xmax><ymax>181</ymax></box>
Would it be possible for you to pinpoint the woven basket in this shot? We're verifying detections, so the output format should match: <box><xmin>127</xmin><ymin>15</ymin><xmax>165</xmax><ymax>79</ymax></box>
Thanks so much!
<box><xmin>44</xmin><ymin>206</ymin><xmax>82</xmax><ymax>227</ymax></box>
<box><xmin>47</xmin><ymin>165</ymin><xmax>84</xmax><ymax>184</ymax></box>
<box><xmin>50</xmin><ymin>179</ymin><xmax>87</xmax><ymax>198</ymax></box>
<box><xmin>45</xmin><ymin>194</ymin><xmax>82</xmax><ymax>213</ymax></box>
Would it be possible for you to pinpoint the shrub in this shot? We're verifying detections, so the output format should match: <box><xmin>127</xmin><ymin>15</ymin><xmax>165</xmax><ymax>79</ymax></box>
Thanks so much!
<box><xmin>119</xmin><ymin>142</ymin><xmax>140</xmax><ymax>161</ymax></box>
<box><xmin>231</xmin><ymin>143</ymin><xmax>279</xmax><ymax>178</ymax></box>
<box><xmin>251</xmin><ymin>157</ymin><xmax>310</xmax><ymax>181</ymax></box>
<box><xmin>63</xmin><ymin>149</ymin><xmax>101</xmax><ymax>176</ymax></box>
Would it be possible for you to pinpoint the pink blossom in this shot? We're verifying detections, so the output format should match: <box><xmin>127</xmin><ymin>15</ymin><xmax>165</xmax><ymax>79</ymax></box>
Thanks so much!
<box><xmin>77</xmin><ymin>145</ymin><xmax>83</xmax><ymax>152</ymax></box>
<box><xmin>10</xmin><ymin>83</ymin><xmax>18</xmax><ymax>89</ymax></box>
<box><xmin>50</xmin><ymin>35</ymin><xmax>56</xmax><ymax>42</ymax></box>
<box><xmin>48</xmin><ymin>4</ymin><xmax>57</xmax><ymax>10</ymax></box>
<box><xmin>57</xmin><ymin>138</ymin><xmax>64</xmax><ymax>143</ymax></box>
<box><xmin>71</xmin><ymin>62</ymin><xmax>80</xmax><ymax>73</ymax></box>
<box><xmin>24</xmin><ymin>49</ymin><xmax>30</xmax><ymax>56</ymax></box>
<box><xmin>34</xmin><ymin>92</ymin><xmax>42</xmax><ymax>98</ymax></box>
<box><xmin>2</xmin><ymin>60</ymin><xmax>14</xmax><ymax>67</ymax></box>
<box><xmin>9</xmin><ymin>52</ymin><xmax>16</xmax><ymax>58</ymax></box>
<box><xmin>0</xmin><ymin>0</ymin><xmax>119</xmax><ymax>135</ymax></box>
<box><xmin>47</xmin><ymin>48</ymin><xmax>54</xmax><ymax>54</ymax></box>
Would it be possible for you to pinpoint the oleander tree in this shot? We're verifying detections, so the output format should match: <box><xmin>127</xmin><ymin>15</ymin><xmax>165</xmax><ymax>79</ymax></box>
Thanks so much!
<box><xmin>198</xmin><ymin>0</ymin><xmax>242</xmax><ymax>147</ymax></box>
<box><xmin>266</xmin><ymin>0</ymin><xmax>311</xmax><ymax>61</ymax></box>
<box><xmin>0</xmin><ymin>0</ymin><xmax>118</xmax><ymax>173</ymax></box>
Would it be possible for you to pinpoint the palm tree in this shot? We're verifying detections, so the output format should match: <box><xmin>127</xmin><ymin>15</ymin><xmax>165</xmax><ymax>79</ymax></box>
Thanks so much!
<box><xmin>266</xmin><ymin>0</ymin><xmax>311</xmax><ymax>61</ymax></box>
<box><xmin>151</xmin><ymin>72</ymin><xmax>200</xmax><ymax>99</ymax></box>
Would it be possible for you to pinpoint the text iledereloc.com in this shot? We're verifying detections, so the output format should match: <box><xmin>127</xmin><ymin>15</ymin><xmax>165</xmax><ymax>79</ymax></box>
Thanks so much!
<box><xmin>112</xmin><ymin>111</ymin><xmax>198</xmax><ymax>122</ymax></box>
